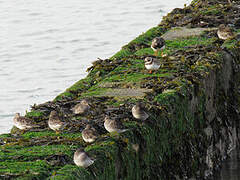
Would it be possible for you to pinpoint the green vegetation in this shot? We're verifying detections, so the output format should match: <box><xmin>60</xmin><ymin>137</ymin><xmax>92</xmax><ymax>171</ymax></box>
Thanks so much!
<box><xmin>201</xmin><ymin>5</ymin><xmax>222</xmax><ymax>15</ymax></box>
<box><xmin>55</xmin><ymin>77</ymin><xmax>94</xmax><ymax>101</ymax></box>
<box><xmin>112</xmin><ymin>26</ymin><xmax>167</xmax><ymax>59</ymax></box>
<box><xmin>26</xmin><ymin>110</ymin><xmax>44</xmax><ymax>118</ymax></box>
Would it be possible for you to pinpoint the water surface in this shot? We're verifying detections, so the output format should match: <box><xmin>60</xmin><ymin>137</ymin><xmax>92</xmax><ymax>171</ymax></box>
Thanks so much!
<box><xmin>213</xmin><ymin>150</ymin><xmax>240</xmax><ymax>180</ymax></box>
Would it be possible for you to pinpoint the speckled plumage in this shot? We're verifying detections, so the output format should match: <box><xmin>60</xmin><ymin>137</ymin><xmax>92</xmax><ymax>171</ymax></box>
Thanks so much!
<box><xmin>144</xmin><ymin>57</ymin><xmax>161</xmax><ymax>70</ymax></box>
<box><xmin>48</xmin><ymin>111</ymin><xmax>66</xmax><ymax>131</ymax></box>
<box><xmin>82</xmin><ymin>125</ymin><xmax>98</xmax><ymax>143</ymax></box>
<box><xmin>72</xmin><ymin>99</ymin><xmax>90</xmax><ymax>115</ymax></box>
<box><xmin>13</xmin><ymin>113</ymin><xmax>38</xmax><ymax>130</ymax></box>
<box><xmin>151</xmin><ymin>37</ymin><xmax>165</xmax><ymax>52</ymax></box>
<box><xmin>132</xmin><ymin>103</ymin><xmax>149</xmax><ymax>121</ymax></box>
<box><xmin>104</xmin><ymin>116</ymin><xmax>127</xmax><ymax>133</ymax></box>
<box><xmin>217</xmin><ymin>24</ymin><xmax>234</xmax><ymax>40</ymax></box>
<box><xmin>73</xmin><ymin>149</ymin><xmax>94</xmax><ymax>168</ymax></box>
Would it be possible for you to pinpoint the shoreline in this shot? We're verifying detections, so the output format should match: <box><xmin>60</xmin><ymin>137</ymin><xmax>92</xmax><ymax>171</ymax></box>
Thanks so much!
<box><xmin>0</xmin><ymin>0</ymin><xmax>192</xmax><ymax>135</ymax></box>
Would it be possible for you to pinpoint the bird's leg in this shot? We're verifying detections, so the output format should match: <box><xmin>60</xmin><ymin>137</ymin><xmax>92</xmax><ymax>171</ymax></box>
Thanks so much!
<box><xmin>228</xmin><ymin>0</ymin><xmax>232</xmax><ymax>5</ymax></box>
<box><xmin>148</xmin><ymin>70</ymin><xmax>153</xmax><ymax>74</ymax></box>
<box><xmin>154</xmin><ymin>50</ymin><xmax>158</xmax><ymax>56</ymax></box>
<box><xmin>161</xmin><ymin>50</ymin><xmax>167</xmax><ymax>57</ymax></box>
<box><xmin>161</xmin><ymin>50</ymin><xmax>164</xmax><ymax>57</ymax></box>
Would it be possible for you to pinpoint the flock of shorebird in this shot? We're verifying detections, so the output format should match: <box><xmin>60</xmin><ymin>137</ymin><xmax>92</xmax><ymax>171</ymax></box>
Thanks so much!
<box><xmin>13</xmin><ymin>101</ymin><xmax>149</xmax><ymax>168</ymax></box>
<box><xmin>12</xmin><ymin>24</ymin><xmax>235</xmax><ymax>168</ymax></box>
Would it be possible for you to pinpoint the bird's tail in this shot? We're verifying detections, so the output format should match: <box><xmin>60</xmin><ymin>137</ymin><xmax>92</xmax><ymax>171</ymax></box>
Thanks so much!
<box><xmin>62</xmin><ymin>122</ymin><xmax>69</xmax><ymax>130</ymax></box>
<box><xmin>119</xmin><ymin>129</ymin><xmax>129</xmax><ymax>133</ymax></box>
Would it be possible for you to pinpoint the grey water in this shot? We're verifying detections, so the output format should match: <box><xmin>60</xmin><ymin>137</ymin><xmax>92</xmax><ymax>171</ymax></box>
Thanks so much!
<box><xmin>213</xmin><ymin>149</ymin><xmax>240</xmax><ymax>180</ymax></box>
<box><xmin>0</xmin><ymin>0</ymin><xmax>192</xmax><ymax>134</ymax></box>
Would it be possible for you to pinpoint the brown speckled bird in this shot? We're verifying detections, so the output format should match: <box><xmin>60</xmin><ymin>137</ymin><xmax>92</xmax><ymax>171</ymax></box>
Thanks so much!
<box><xmin>72</xmin><ymin>99</ymin><xmax>90</xmax><ymax>115</ymax></box>
<box><xmin>13</xmin><ymin>113</ymin><xmax>39</xmax><ymax>130</ymax></box>
<box><xmin>151</xmin><ymin>37</ymin><xmax>165</xmax><ymax>56</ymax></box>
<box><xmin>82</xmin><ymin>125</ymin><xmax>98</xmax><ymax>143</ymax></box>
<box><xmin>48</xmin><ymin>111</ymin><xmax>67</xmax><ymax>134</ymax></box>
<box><xmin>144</xmin><ymin>57</ymin><xmax>161</xmax><ymax>74</ymax></box>
<box><xmin>74</xmin><ymin>149</ymin><xmax>95</xmax><ymax>168</ymax></box>
<box><xmin>104</xmin><ymin>116</ymin><xmax>127</xmax><ymax>133</ymax></box>
<box><xmin>217</xmin><ymin>24</ymin><xmax>234</xmax><ymax>40</ymax></box>
<box><xmin>132</xmin><ymin>103</ymin><xmax>149</xmax><ymax>121</ymax></box>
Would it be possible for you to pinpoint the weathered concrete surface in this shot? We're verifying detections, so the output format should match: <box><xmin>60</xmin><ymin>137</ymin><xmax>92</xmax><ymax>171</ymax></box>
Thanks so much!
<box><xmin>190</xmin><ymin>49</ymin><xmax>240</xmax><ymax>178</ymax></box>
<box><xmin>162</xmin><ymin>27</ymin><xmax>217</xmax><ymax>40</ymax></box>
<box><xmin>98</xmin><ymin>82</ymin><xmax>153</xmax><ymax>97</ymax></box>
<box><xmin>104</xmin><ymin>88</ymin><xmax>153</xmax><ymax>98</ymax></box>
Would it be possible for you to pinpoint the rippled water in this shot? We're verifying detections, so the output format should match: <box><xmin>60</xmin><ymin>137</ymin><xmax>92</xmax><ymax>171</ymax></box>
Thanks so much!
<box><xmin>213</xmin><ymin>150</ymin><xmax>240</xmax><ymax>180</ymax></box>
<box><xmin>0</xmin><ymin>0</ymin><xmax>191</xmax><ymax>133</ymax></box>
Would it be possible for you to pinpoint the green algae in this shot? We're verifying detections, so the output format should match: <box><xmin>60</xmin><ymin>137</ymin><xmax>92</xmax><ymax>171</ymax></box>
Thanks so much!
<box><xmin>1</xmin><ymin>144</ymin><xmax>73</xmax><ymax>161</ymax></box>
<box><xmin>0</xmin><ymin>133</ymin><xmax>12</xmax><ymax>138</ymax></box>
<box><xmin>0</xmin><ymin>161</ymin><xmax>51</xmax><ymax>179</ymax></box>
<box><xmin>103</xmin><ymin>72</ymin><xmax>172</xmax><ymax>83</ymax></box>
<box><xmin>134</xmin><ymin>48</ymin><xmax>153</xmax><ymax>56</ymax></box>
<box><xmin>81</xmin><ymin>88</ymin><xmax>113</xmax><ymax>97</ymax></box>
<box><xmin>26</xmin><ymin>110</ymin><xmax>44</xmax><ymax>119</ymax></box>
<box><xmin>115</xmin><ymin>26</ymin><xmax>167</xmax><ymax>56</ymax></box>
<box><xmin>135</xmin><ymin>36</ymin><xmax>216</xmax><ymax>57</ymax></box>
<box><xmin>110</xmin><ymin>49</ymin><xmax>132</xmax><ymax>60</ymax></box>
<box><xmin>49</xmin><ymin>165</ymin><xmax>90</xmax><ymax>180</ymax></box>
<box><xmin>201</xmin><ymin>5</ymin><xmax>222</xmax><ymax>15</ymax></box>
<box><xmin>55</xmin><ymin>77</ymin><xmax>94</xmax><ymax>101</ymax></box>
<box><xmin>166</xmin><ymin>36</ymin><xmax>216</xmax><ymax>49</ymax></box>
<box><xmin>222</xmin><ymin>39</ymin><xmax>238</xmax><ymax>49</ymax></box>
<box><xmin>22</xmin><ymin>131</ymin><xmax>82</xmax><ymax>139</ymax></box>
